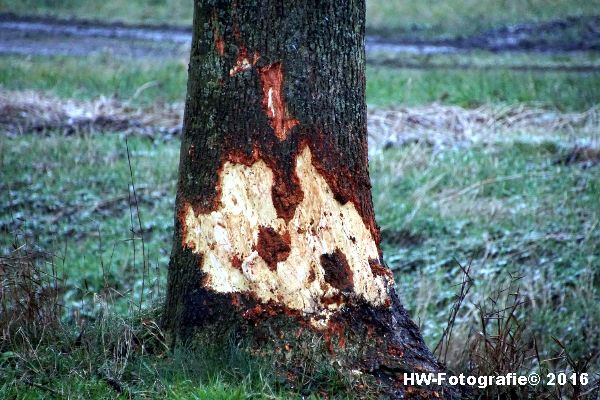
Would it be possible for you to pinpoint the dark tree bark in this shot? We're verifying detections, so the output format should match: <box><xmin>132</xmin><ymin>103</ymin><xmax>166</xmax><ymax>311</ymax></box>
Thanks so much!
<box><xmin>165</xmin><ymin>1</ymin><xmax>455</xmax><ymax>398</ymax></box>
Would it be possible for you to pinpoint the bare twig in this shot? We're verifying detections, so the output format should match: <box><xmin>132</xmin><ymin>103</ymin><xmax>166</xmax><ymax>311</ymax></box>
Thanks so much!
<box><xmin>125</xmin><ymin>138</ymin><xmax>147</xmax><ymax>312</ymax></box>
<box><xmin>434</xmin><ymin>259</ymin><xmax>474</xmax><ymax>364</ymax></box>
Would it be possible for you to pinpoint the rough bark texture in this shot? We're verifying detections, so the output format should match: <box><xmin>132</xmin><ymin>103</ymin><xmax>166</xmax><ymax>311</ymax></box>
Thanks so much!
<box><xmin>165</xmin><ymin>1</ymin><xmax>456</xmax><ymax>398</ymax></box>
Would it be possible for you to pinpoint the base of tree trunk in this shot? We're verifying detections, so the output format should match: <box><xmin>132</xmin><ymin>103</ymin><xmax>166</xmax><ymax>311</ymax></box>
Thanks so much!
<box><xmin>164</xmin><ymin>259</ymin><xmax>459</xmax><ymax>399</ymax></box>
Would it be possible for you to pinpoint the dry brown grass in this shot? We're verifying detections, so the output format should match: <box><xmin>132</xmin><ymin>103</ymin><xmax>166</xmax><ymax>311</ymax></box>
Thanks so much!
<box><xmin>0</xmin><ymin>89</ymin><xmax>182</xmax><ymax>137</ymax></box>
<box><xmin>0</xmin><ymin>243</ymin><xmax>60</xmax><ymax>347</ymax></box>
<box><xmin>367</xmin><ymin>103</ymin><xmax>600</xmax><ymax>152</ymax></box>
<box><xmin>0</xmin><ymin>237</ymin><xmax>169</xmax><ymax>397</ymax></box>
<box><xmin>2</xmin><ymin>89</ymin><xmax>599</xmax><ymax>152</ymax></box>
<box><xmin>425</xmin><ymin>264</ymin><xmax>600</xmax><ymax>399</ymax></box>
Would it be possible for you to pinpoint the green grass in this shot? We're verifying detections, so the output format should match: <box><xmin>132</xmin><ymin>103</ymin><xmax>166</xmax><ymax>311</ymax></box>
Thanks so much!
<box><xmin>2</xmin><ymin>127</ymin><xmax>599</xmax><ymax>378</ymax></box>
<box><xmin>367</xmin><ymin>66</ymin><xmax>600</xmax><ymax>111</ymax></box>
<box><xmin>0</xmin><ymin>317</ymin><xmax>302</xmax><ymax>399</ymax></box>
<box><xmin>1</xmin><ymin>54</ymin><xmax>598</xmax><ymax>111</ymax></box>
<box><xmin>2</xmin><ymin>0</ymin><xmax>599</xmax><ymax>39</ymax></box>
<box><xmin>1</xmin><ymin>134</ymin><xmax>178</xmax><ymax>314</ymax></box>
<box><xmin>0</xmin><ymin>55</ymin><xmax>188</xmax><ymax>106</ymax></box>
<box><xmin>371</xmin><ymin>50</ymin><xmax>600</xmax><ymax>70</ymax></box>
<box><xmin>370</xmin><ymin>141</ymin><xmax>600</xmax><ymax>362</ymax></box>
<box><xmin>0</xmin><ymin>0</ymin><xmax>193</xmax><ymax>26</ymax></box>
<box><xmin>366</xmin><ymin>0</ymin><xmax>600</xmax><ymax>37</ymax></box>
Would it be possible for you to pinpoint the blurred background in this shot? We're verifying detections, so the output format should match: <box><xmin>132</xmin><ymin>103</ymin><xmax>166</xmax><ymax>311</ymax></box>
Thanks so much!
<box><xmin>1</xmin><ymin>1</ymin><xmax>599</xmax><ymax>398</ymax></box>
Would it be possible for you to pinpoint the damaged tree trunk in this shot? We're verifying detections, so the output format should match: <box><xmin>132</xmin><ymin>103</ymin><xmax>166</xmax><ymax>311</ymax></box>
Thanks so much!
<box><xmin>165</xmin><ymin>1</ymin><xmax>453</xmax><ymax>398</ymax></box>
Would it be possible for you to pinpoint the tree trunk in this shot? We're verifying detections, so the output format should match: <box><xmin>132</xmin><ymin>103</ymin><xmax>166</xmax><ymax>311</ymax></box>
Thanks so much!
<box><xmin>165</xmin><ymin>1</ymin><xmax>454</xmax><ymax>398</ymax></box>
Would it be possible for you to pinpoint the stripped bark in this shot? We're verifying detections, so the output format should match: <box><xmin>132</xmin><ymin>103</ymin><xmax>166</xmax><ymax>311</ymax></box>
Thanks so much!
<box><xmin>164</xmin><ymin>1</ymin><xmax>455</xmax><ymax>398</ymax></box>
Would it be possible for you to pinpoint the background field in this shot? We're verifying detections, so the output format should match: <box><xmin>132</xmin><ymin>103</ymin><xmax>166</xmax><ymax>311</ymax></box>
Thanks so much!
<box><xmin>2</xmin><ymin>0</ymin><xmax>600</xmax><ymax>37</ymax></box>
<box><xmin>1</xmin><ymin>1</ymin><xmax>599</xmax><ymax>398</ymax></box>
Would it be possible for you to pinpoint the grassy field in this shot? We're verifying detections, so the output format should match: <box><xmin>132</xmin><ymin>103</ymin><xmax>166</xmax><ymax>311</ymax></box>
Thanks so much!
<box><xmin>3</xmin><ymin>0</ymin><xmax>600</xmax><ymax>38</ymax></box>
<box><xmin>365</xmin><ymin>0</ymin><xmax>600</xmax><ymax>37</ymax></box>
<box><xmin>1</xmin><ymin>3</ymin><xmax>600</xmax><ymax>396</ymax></box>
<box><xmin>2</xmin><ymin>115</ymin><xmax>599</xmax><ymax>398</ymax></box>
<box><xmin>2</xmin><ymin>52</ymin><xmax>599</xmax><ymax>398</ymax></box>
<box><xmin>372</xmin><ymin>141</ymin><xmax>600</xmax><ymax>355</ymax></box>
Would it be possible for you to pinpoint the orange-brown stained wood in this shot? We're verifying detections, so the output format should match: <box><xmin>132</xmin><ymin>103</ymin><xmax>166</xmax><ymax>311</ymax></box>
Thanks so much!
<box><xmin>258</xmin><ymin>62</ymin><xmax>299</xmax><ymax>140</ymax></box>
<box><xmin>231</xmin><ymin>255</ymin><xmax>243</xmax><ymax>271</ymax></box>
<box><xmin>214</xmin><ymin>29</ymin><xmax>225</xmax><ymax>56</ymax></box>
<box><xmin>320</xmin><ymin>249</ymin><xmax>354</xmax><ymax>293</ymax></box>
<box><xmin>369</xmin><ymin>258</ymin><xmax>394</xmax><ymax>280</ymax></box>
<box><xmin>229</xmin><ymin>46</ymin><xmax>260</xmax><ymax>76</ymax></box>
<box><xmin>211</xmin><ymin>11</ymin><xmax>225</xmax><ymax>56</ymax></box>
<box><xmin>255</xmin><ymin>226</ymin><xmax>291</xmax><ymax>271</ymax></box>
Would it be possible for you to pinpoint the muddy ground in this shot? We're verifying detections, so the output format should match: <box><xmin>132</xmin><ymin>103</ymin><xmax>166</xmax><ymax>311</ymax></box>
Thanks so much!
<box><xmin>1</xmin><ymin>13</ymin><xmax>599</xmax><ymax>65</ymax></box>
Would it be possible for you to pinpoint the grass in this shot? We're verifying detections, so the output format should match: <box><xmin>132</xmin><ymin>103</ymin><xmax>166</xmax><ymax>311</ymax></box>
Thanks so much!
<box><xmin>3</xmin><ymin>0</ymin><xmax>600</xmax><ymax>39</ymax></box>
<box><xmin>365</xmin><ymin>0</ymin><xmax>600</xmax><ymax>37</ymax></box>
<box><xmin>0</xmin><ymin>54</ymin><xmax>188</xmax><ymax>106</ymax></box>
<box><xmin>0</xmin><ymin>297</ymin><xmax>297</xmax><ymax>399</ymax></box>
<box><xmin>1</xmin><ymin>9</ymin><xmax>599</xmax><ymax>394</ymax></box>
<box><xmin>2</xmin><ymin>120</ymin><xmax>599</xmax><ymax>397</ymax></box>
<box><xmin>1</xmin><ymin>134</ymin><xmax>177</xmax><ymax>313</ymax></box>
<box><xmin>367</xmin><ymin>66</ymin><xmax>600</xmax><ymax>111</ymax></box>
<box><xmin>1</xmin><ymin>54</ymin><xmax>599</xmax><ymax>111</ymax></box>
<box><xmin>0</xmin><ymin>0</ymin><xmax>194</xmax><ymax>26</ymax></box>
<box><xmin>370</xmin><ymin>141</ymin><xmax>600</xmax><ymax>363</ymax></box>
<box><xmin>369</xmin><ymin>50</ymin><xmax>600</xmax><ymax>70</ymax></box>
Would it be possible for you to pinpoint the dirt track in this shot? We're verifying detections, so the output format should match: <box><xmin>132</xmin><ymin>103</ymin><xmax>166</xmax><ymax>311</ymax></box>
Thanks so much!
<box><xmin>0</xmin><ymin>13</ymin><xmax>466</xmax><ymax>58</ymax></box>
<box><xmin>0</xmin><ymin>14</ymin><xmax>189</xmax><ymax>58</ymax></box>
<box><xmin>1</xmin><ymin>13</ymin><xmax>599</xmax><ymax>64</ymax></box>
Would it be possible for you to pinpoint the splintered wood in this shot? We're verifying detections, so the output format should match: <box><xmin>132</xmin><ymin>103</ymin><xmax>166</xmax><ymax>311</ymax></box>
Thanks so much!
<box><xmin>182</xmin><ymin>147</ymin><xmax>391</xmax><ymax>327</ymax></box>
